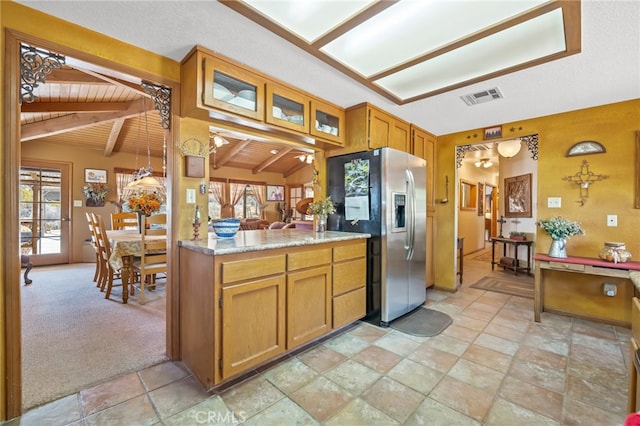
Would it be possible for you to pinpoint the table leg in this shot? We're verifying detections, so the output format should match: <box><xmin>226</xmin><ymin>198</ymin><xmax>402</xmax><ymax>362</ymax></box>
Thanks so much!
<box><xmin>491</xmin><ymin>240</ymin><xmax>496</xmax><ymax>271</ymax></box>
<box><xmin>121</xmin><ymin>255</ymin><xmax>130</xmax><ymax>304</ymax></box>
<box><xmin>514</xmin><ymin>244</ymin><xmax>519</xmax><ymax>276</ymax></box>
<box><xmin>534</xmin><ymin>264</ymin><xmax>542</xmax><ymax>322</ymax></box>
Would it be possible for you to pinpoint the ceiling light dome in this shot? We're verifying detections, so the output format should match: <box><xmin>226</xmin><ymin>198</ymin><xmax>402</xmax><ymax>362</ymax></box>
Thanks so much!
<box><xmin>497</xmin><ymin>139</ymin><xmax>522</xmax><ymax>158</ymax></box>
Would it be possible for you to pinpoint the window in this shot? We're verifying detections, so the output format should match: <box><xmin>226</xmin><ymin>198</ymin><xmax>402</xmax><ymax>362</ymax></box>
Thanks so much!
<box><xmin>208</xmin><ymin>180</ymin><xmax>225</xmax><ymax>220</ymax></box>
<box><xmin>230</xmin><ymin>182</ymin><xmax>265</xmax><ymax>219</ymax></box>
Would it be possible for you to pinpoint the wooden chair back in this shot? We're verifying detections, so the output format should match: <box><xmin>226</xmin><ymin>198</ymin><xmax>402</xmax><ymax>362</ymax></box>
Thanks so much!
<box><xmin>111</xmin><ymin>212</ymin><xmax>138</xmax><ymax>230</ymax></box>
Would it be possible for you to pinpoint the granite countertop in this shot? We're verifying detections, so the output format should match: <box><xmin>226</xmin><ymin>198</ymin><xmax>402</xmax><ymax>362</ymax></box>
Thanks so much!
<box><xmin>630</xmin><ymin>271</ymin><xmax>640</xmax><ymax>291</ymax></box>
<box><xmin>178</xmin><ymin>229</ymin><xmax>371</xmax><ymax>256</ymax></box>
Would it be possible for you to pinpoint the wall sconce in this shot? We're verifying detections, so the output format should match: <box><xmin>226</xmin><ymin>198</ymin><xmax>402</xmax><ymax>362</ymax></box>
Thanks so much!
<box><xmin>497</xmin><ymin>139</ymin><xmax>522</xmax><ymax>158</ymax></box>
<box><xmin>474</xmin><ymin>158</ymin><xmax>493</xmax><ymax>168</ymax></box>
<box><xmin>562</xmin><ymin>159</ymin><xmax>608</xmax><ymax>206</ymax></box>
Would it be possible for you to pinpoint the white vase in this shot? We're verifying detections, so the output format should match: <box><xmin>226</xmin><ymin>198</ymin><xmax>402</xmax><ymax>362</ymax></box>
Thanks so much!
<box><xmin>548</xmin><ymin>239</ymin><xmax>567</xmax><ymax>258</ymax></box>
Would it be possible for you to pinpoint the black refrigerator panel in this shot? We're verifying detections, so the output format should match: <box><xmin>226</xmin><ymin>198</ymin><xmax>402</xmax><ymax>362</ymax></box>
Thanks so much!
<box><xmin>326</xmin><ymin>150</ymin><xmax>381</xmax><ymax>236</ymax></box>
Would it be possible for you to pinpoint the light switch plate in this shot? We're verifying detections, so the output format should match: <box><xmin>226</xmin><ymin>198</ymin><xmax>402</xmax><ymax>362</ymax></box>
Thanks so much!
<box><xmin>73</xmin><ymin>199</ymin><xmax>83</xmax><ymax>207</ymax></box>
<box><xmin>547</xmin><ymin>197</ymin><xmax>561</xmax><ymax>208</ymax></box>
<box><xmin>186</xmin><ymin>188</ymin><xmax>196</xmax><ymax>204</ymax></box>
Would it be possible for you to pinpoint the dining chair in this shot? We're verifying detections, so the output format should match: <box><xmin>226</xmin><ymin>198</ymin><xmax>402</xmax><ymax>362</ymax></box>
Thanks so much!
<box><xmin>85</xmin><ymin>212</ymin><xmax>101</xmax><ymax>283</ymax></box>
<box><xmin>110</xmin><ymin>211</ymin><xmax>138</xmax><ymax>230</ymax></box>
<box><xmin>132</xmin><ymin>213</ymin><xmax>167</xmax><ymax>304</ymax></box>
<box><xmin>92</xmin><ymin>213</ymin><xmax>131</xmax><ymax>301</ymax></box>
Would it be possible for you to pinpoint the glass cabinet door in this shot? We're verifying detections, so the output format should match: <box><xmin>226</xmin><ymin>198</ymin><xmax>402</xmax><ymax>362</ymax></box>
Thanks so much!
<box><xmin>310</xmin><ymin>99</ymin><xmax>345</xmax><ymax>146</ymax></box>
<box><xmin>202</xmin><ymin>55</ymin><xmax>265</xmax><ymax>121</ymax></box>
<box><xmin>265</xmin><ymin>83</ymin><xmax>309</xmax><ymax>133</ymax></box>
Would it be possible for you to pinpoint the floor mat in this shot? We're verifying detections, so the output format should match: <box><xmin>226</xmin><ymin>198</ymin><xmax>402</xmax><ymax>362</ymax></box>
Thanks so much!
<box><xmin>389</xmin><ymin>308</ymin><xmax>453</xmax><ymax>337</ymax></box>
<box><xmin>470</xmin><ymin>275</ymin><xmax>534</xmax><ymax>299</ymax></box>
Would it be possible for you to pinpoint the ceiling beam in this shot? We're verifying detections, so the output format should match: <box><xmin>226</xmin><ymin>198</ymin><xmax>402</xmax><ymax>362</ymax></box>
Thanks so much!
<box><xmin>252</xmin><ymin>147</ymin><xmax>292</xmax><ymax>174</ymax></box>
<box><xmin>213</xmin><ymin>140</ymin><xmax>251</xmax><ymax>169</ymax></box>
<box><xmin>45</xmin><ymin>68</ymin><xmax>109</xmax><ymax>84</ymax></box>
<box><xmin>20</xmin><ymin>98</ymin><xmax>153</xmax><ymax>142</ymax></box>
<box><xmin>283</xmin><ymin>161</ymin><xmax>309</xmax><ymax>178</ymax></box>
<box><xmin>104</xmin><ymin>118</ymin><xmax>125</xmax><ymax>157</ymax></box>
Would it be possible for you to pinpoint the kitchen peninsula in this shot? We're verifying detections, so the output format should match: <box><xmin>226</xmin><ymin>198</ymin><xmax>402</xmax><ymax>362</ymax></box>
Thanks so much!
<box><xmin>178</xmin><ymin>229</ymin><xmax>369</xmax><ymax>390</ymax></box>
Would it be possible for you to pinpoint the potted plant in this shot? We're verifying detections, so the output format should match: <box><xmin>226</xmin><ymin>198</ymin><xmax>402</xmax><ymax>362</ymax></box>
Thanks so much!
<box><xmin>306</xmin><ymin>196</ymin><xmax>336</xmax><ymax>233</ymax></box>
<box><xmin>537</xmin><ymin>216</ymin><xmax>585</xmax><ymax>258</ymax></box>
<box><xmin>82</xmin><ymin>182</ymin><xmax>109</xmax><ymax>207</ymax></box>
<box><xmin>509</xmin><ymin>231</ymin><xmax>527</xmax><ymax>241</ymax></box>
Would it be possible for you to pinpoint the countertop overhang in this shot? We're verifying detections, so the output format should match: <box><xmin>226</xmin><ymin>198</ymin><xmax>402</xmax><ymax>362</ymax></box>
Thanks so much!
<box><xmin>178</xmin><ymin>229</ymin><xmax>371</xmax><ymax>256</ymax></box>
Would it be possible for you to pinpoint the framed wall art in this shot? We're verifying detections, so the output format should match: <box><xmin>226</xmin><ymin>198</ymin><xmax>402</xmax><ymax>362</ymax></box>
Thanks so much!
<box><xmin>266</xmin><ymin>185</ymin><xmax>285</xmax><ymax>201</ymax></box>
<box><xmin>84</xmin><ymin>168</ymin><xmax>107</xmax><ymax>183</ymax></box>
<box><xmin>483</xmin><ymin>125</ymin><xmax>502</xmax><ymax>140</ymax></box>
<box><xmin>504</xmin><ymin>173</ymin><xmax>532</xmax><ymax>218</ymax></box>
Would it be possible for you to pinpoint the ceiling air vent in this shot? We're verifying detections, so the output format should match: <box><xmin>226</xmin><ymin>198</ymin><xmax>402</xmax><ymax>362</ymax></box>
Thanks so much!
<box><xmin>461</xmin><ymin>87</ymin><xmax>504</xmax><ymax>106</ymax></box>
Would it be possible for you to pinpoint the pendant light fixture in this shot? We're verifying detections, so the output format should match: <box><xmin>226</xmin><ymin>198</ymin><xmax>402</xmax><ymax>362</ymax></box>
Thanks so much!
<box><xmin>127</xmin><ymin>97</ymin><xmax>162</xmax><ymax>190</ymax></box>
<box><xmin>474</xmin><ymin>158</ymin><xmax>493</xmax><ymax>168</ymax></box>
<box><xmin>497</xmin><ymin>138</ymin><xmax>522</xmax><ymax>158</ymax></box>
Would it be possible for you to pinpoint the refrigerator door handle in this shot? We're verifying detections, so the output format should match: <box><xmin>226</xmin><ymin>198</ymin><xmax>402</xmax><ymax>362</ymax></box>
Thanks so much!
<box><xmin>405</xmin><ymin>169</ymin><xmax>416</xmax><ymax>260</ymax></box>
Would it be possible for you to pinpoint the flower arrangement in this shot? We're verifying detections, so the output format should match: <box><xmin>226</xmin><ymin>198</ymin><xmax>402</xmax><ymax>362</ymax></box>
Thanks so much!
<box><xmin>537</xmin><ymin>216</ymin><xmax>585</xmax><ymax>240</ymax></box>
<box><xmin>82</xmin><ymin>182</ymin><xmax>109</xmax><ymax>201</ymax></box>
<box><xmin>128</xmin><ymin>191</ymin><xmax>163</xmax><ymax>215</ymax></box>
<box><xmin>306</xmin><ymin>196</ymin><xmax>336</xmax><ymax>216</ymax></box>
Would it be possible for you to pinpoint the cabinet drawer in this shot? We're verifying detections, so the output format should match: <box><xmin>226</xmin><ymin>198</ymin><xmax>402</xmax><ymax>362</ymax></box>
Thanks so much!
<box><xmin>549</xmin><ymin>261</ymin><xmax>585</xmax><ymax>272</ymax></box>
<box><xmin>288</xmin><ymin>248</ymin><xmax>332</xmax><ymax>271</ymax></box>
<box><xmin>222</xmin><ymin>255</ymin><xmax>286</xmax><ymax>284</ymax></box>
<box><xmin>333</xmin><ymin>242</ymin><xmax>366</xmax><ymax>262</ymax></box>
<box><xmin>333</xmin><ymin>258</ymin><xmax>366</xmax><ymax>296</ymax></box>
<box><xmin>333</xmin><ymin>287</ymin><xmax>366</xmax><ymax>328</ymax></box>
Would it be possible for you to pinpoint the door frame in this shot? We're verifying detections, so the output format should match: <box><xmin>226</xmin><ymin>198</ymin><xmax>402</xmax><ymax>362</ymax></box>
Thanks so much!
<box><xmin>20</xmin><ymin>159</ymin><xmax>72</xmax><ymax>266</ymax></box>
<box><xmin>3</xmin><ymin>30</ymin><xmax>179</xmax><ymax>418</ymax></box>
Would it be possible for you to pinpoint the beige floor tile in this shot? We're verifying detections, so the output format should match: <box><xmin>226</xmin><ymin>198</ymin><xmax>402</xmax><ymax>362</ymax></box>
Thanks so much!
<box><xmin>325</xmin><ymin>398</ymin><xmax>398</xmax><ymax>426</ymax></box>
<box><xmin>484</xmin><ymin>321</ymin><xmax>527</xmax><ymax>342</ymax></box>
<box><xmin>262</xmin><ymin>357</ymin><xmax>318</xmax><ymax>394</ymax></box>
<box><xmin>562</xmin><ymin>395</ymin><xmax>627</xmax><ymax>426</ymax></box>
<box><xmin>322</xmin><ymin>332</ymin><xmax>370</xmax><ymax>357</ymax></box>
<box><xmin>387</xmin><ymin>358</ymin><xmax>443</xmax><ymax>395</ymax></box>
<box><xmin>566</xmin><ymin>374</ymin><xmax>628</xmax><ymax>416</ymax></box>
<box><xmin>460</xmin><ymin>305</ymin><xmax>497</xmax><ymax>322</ymax></box>
<box><xmin>323</xmin><ymin>359</ymin><xmax>381</xmax><ymax>396</ymax></box>
<box><xmin>80</xmin><ymin>372</ymin><xmax>145</xmax><ymax>416</ymax></box>
<box><xmin>499</xmin><ymin>375</ymin><xmax>563</xmax><ymax>420</ymax></box>
<box><xmin>462</xmin><ymin>344</ymin><xmax>513</xmax><ymax>373</ymax></box>
<box><xmin>452</xmin><ymin>315</ymin><xmax>489</xmax><ymax>331</ymax></box>
<box><xmin>373</xmin><ymin>331</ymin><xmax>422</xmax><ymax>356</ymax></box>
<box><xmin>361</xmin><ymin>376</ymin><xmax>424</xmax><ymax>423</ymax></box>
<box><xmin>148</xmin><ymin>375</ymin><xmax>209</xmax><ymax>420</ymax></box>
<box><xmin>572</xmin><ymin>318</ymin><xmax>618</xmax><ymax>341</ymax></box>
<box><xmin>484</xmin><ymin>397</ymin><xmax>558</xmax><ymax>426</ymax></box>
<box><xmin>83</xmin><ymin>394</ymin><xmax>158</xmax><ymax>426</ymax></box>
<box><xmin>297</xmin><ymin>344</ymin><xmax>346</xmax><ymax>373</ymax></box>
<box><xmin>347</xmin><ymin>322</ymin><xmax>389</xmax><ymax>343</ymax></box>
<box><xmin>570</xmin><ymin>333</ymin><xmax>626</xmax><ymax>373</ymax></box>
<box><xmin>404</xmin><ymin>397</ymin><xmax>480</xmax><ymax>426</ymax></box>
<box><xmin>407</xmin><ymin>343</ymin><xmax>459</xmax><ymax>373</ymax></box>
<box><xmin>289</xmin><ymin>376</ymin><xmax>352</xmax><ymax>422</ymax></box>
<box><xmin>568</xmin><ymin>358</ymin><xmax>627</xmax><ymax>390</ymax></box>
<box><xmin>509</xmin><ymin>358</ymin><xmax>566</xmax><ymax>393</ymax></box>
<box><xmin>426</xmin><ymin>333</ymin><xmax>470</xmax><ymax>357</ymax></box>
<box><xmin>138</xmin><ymin>361</ymin><xmax>190</xmax><ymax>392</ymax></box>
<box><xmin>440</xmin><ymin>323</ymin><xmax>480</xmax><ymax>343</ymax></box>
<box><xmin>352</xmin><ymin>345</ymin><xmax>402</xmax><ymax>374</ymax></box>
<box><xmin>430</xmin><ymin>375</ymin><xmax>494</xmax><ymax>422</ymax></box>
<box><xmin>243</xmin><ymin>398</ymin><xmax>319</xmax><ymax>426</ymax></box>
<box><xmin>448</xmin><ymin>358</ymin><xmax>504</xmax><ymax>393</ymax></box>
<box><xmin>514</xmin><ymin>345</ymin><xmax>567</xmax><ymax>371</ymax></box>
<box><xmin>163</xmin><ymin>396</ymin><xmax>237</xmax><ymax>426</ymax></box>
<box><xmin>475</xmin><ymin>332</ymin><xmax>520</xmax><ymax>356</ymax></box>
<box><xmin>6</xmin><ymin>394</ymin><xmax>81</xmax><ymax>426</ymax></box>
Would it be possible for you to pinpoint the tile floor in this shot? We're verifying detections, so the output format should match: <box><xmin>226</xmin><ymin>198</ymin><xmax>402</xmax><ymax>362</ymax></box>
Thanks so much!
<box><xmin>4</xmin><ymin>249</ymin><xmax>632</xmax><ymax>425</ymax></box>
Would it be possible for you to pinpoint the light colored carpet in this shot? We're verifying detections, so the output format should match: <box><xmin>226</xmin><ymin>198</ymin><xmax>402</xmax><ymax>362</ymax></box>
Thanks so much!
<box><xmin>470</xmin><ymin>274</ymin><xmax>534</xmax><ymax>299</ymax></box>
<box><xmin>21</xmin><ymin>263</ymin><xmax>168</xmax><ymax>410</ymax></box>
<box><xmin>390</xmin><ymin>307</ymin><xmax>453</xmax><ymax>337</ymax></box>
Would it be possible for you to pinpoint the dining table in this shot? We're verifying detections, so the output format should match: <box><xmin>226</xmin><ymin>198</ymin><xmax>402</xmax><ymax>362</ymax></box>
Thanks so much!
<box><xmin>107</xmin><ymin>229</ymin><xmax>166</xmax><ymax>303</ymax></box>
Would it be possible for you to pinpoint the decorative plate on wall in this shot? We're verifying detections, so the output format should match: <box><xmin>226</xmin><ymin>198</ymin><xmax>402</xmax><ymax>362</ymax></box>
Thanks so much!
<box><xmin>566</xmin><ymin>140</ymin><xmax>606</xmax><ymax>156</ymax></box>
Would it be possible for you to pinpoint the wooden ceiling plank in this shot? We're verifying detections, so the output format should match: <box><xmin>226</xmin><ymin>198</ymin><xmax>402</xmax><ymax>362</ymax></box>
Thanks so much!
<box><xmin>104</xmin><ymin>118</ymin><xmax>125</xmax><ymax>157</ymax></box>
<box><xmin>21</xmin><ymin>101</ymin><xmax>130</xmax><ymax>113</ymax></box>
<box><xmin>213</xmin><ymin>140</ymin><xmax>251</xmax><ymax>169</ymax></box>
<box><xmin>20</xmin><ymin>99</ymin><xmax>151</xmax><ymax>141</ymax></box>
<box><xmin>46</xmin><ymin>68</ymin><xmax>110</xmax><ymax>84</ymax></box>
<box><xmin>283</xmin><ymin>161</ymin><xmax>309</xmax><ymax>178</ymax></box>
<box><xmin>252</xmin><ymin>147</ymin><xmax>292</xmax><ymax>174</ymax></box>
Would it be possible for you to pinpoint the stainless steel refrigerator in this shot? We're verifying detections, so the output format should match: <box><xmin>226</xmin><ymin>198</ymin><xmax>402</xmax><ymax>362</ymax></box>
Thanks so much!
<box><xmin>327</xmin><ymin>147</ymin><xmax>427</xmax><ymax>326</ymax></box>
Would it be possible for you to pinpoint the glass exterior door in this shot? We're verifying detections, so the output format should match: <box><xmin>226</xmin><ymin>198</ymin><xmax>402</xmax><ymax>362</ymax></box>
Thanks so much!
<box><xmin>19</xmin><ymin>161</ymin><xmax>70</xmax><ymax>265</ymax></box>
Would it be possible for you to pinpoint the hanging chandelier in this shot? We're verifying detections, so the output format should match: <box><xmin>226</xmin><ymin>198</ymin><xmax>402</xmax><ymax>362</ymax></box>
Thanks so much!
<box><xmin>127</xmin><ymin>97</ymin><xmax>162</xmax><ymax>190</ymax></box>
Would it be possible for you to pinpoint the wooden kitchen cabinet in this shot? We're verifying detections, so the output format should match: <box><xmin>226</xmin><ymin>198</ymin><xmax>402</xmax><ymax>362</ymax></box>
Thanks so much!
<box><xmin>346</xmin><ymin>103</ymin><xmax>410</xmax><ymax>153</ymax></box>
<box><xmin>332</xmin><ymin>241</ymin><xmax>367</xmax><ymax>328</ymax></box>
<box><xmin>310</xmin><ymin>97</ymin><xmax>345</xmax><ymax>146</ymax></box>
<box><xmin>266</xmin><ymin>82</ymin><xmax>310</xmax><ymax>134</ymax></box>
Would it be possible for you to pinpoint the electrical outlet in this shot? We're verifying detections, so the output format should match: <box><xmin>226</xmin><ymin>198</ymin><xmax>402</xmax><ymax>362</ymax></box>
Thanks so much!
<box><xmin>607</xmin><ymin>215</ymin><xmax>617</xmax><ymax>227</ymax></box>
<box><xmin>603</xmin><ymin>282</ymin><xmax>617</xmax><ymax>297</ymax></box>
<box><xmin>547</xmin><ymin>197</ymin><xmax>561</xmax><ymax>208</ymax></box>
<box><xmin>186</xmin><ymin>188</ymin><xmax>196</xmax><ymax>204</ymax></box>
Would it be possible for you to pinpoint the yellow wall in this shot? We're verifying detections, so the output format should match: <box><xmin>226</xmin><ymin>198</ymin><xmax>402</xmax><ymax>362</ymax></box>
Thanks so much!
<box><xmin>436</xmin><ymin>99</ymin><xmax>640</xmax><ymax>290</ymax></box>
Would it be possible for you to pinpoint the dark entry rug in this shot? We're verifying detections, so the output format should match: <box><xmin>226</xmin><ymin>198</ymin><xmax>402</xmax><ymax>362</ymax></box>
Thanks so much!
<box><xmin>390</xmin><ymin>308</ymin><xmax>453</xmax><ymax>337</ymax></box>
<box><xmin>470</xmin><ymin>275</ymin><xmax>534</xmax><ymax>299</ymax></box>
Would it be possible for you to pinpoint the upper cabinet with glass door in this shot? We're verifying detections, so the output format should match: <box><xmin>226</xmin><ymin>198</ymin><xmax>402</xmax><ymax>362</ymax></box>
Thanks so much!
<box><xmin>265</xmin><ymin>83</ymin><xmax>309</xmax><ymax>134</ymax></box>
<box><xmin>310</xmin><ymin>98</ymin><xmax>345</xmax><ymax>146</ymax></box>
<box><xmin>201</xmin><ymin>54</ymin><xmax>265</xmax><ymax>121</ymax></box>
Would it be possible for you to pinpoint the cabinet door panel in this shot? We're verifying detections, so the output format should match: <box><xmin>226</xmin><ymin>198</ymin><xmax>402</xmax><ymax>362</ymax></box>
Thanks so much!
<box><xmin>287</xmin><ymin>266</ymin><xmax>332</xmax><ymax>348</ymax></box>
<box><xmin>310</xmin><ymin>98</ymin><xmax>345</xmax><ymax>146</ymax></box>
<box><xmin>266</xmin><ymin>83</ymin><xmax>310</xmax><ymax>133</ymax></box>
<box><xmin>333</xmin><ymin>287</ymin><xmax>366</xmax><ymax>328</ymax></box>
<box><xmin>221</xmin><ymin>276</ymin><xmax>286</xmax><ymax>379</ymax></box>
<box><xmin>369</xmin><ymin>108</ymin><xmax>391</xmax><ymax>149</ymax></box>
<box><xmin>333</xmin><ymin>258</ymin><xmax>366</xmax><ymax>296</ymax></box>
<box><xmin>390</xmin><ymin>119</ymin><xmax>410</xmax><ymax>152</ymax></box>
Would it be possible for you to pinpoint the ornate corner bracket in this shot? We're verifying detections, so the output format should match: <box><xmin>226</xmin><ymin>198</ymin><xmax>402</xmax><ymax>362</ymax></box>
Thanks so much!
<box><xmin>141</xmin><ymin>81</ymin><xmax>171</xmax><ymax>130</ymax></box>
<box><xmin>20</xmin><ymin>44</ymin><xmax>65</xmax><ymax>104</ymax></box>
<box><xmin>456</xmin><ymin>145</ymin><xmax>472</xmax><ymax>168</ymax></box>
<box><xmin>521</xmin><ymin>134</ymin><xmax>539</xmax><ymax>160</ymax></box>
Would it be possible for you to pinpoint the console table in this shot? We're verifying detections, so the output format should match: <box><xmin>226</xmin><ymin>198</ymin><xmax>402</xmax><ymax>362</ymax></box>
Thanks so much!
<box><xmin>534</xmin><ymin>253</ymin><xmax>640</xmax><ymax>323</ymax></box>
<box><xmin>491</xmin><ymin>237</ymin><xmax>534</xmax><ymax>276</ymax></box>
